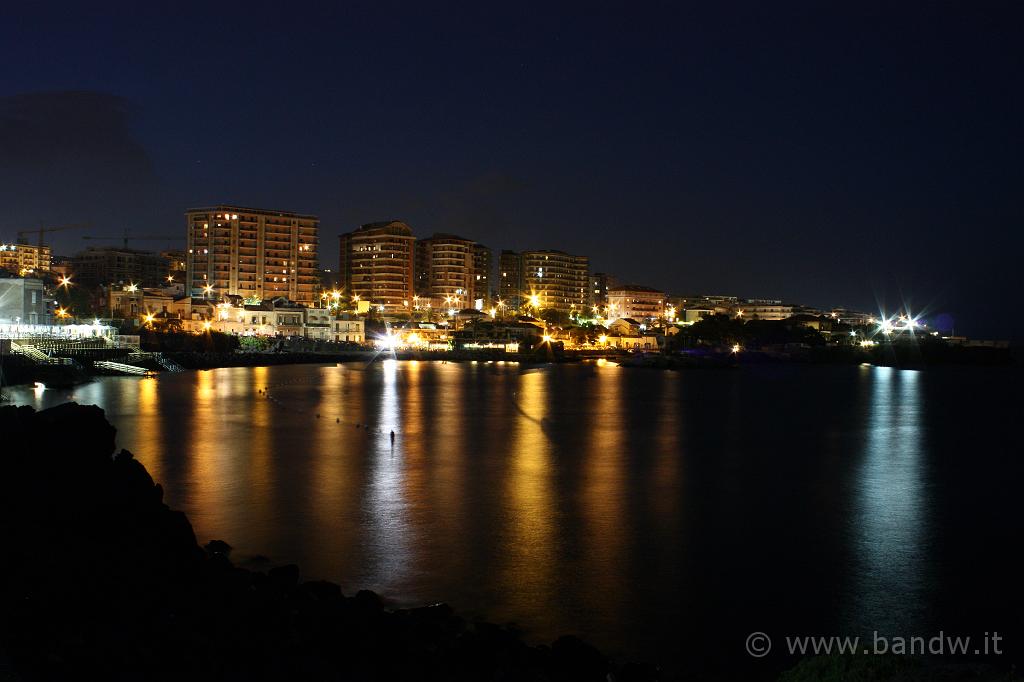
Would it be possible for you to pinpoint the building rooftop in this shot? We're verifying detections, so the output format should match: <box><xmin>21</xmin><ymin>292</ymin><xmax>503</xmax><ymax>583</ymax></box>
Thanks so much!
<box><xmin>185</xmin><ymin>205</ymin><xmax>319</xmax><ymax>220</ymax></box>
<box><xmin>609</xmin><ymin>284</ymin><xmax>664</xmax><ymax>293</ymax></box>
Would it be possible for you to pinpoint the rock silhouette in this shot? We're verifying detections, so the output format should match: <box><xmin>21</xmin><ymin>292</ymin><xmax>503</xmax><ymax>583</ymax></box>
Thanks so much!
<box><xmin>0</xmin><ymin>403</ymin><xmax>657</xmax><ymax>681</ymax></box>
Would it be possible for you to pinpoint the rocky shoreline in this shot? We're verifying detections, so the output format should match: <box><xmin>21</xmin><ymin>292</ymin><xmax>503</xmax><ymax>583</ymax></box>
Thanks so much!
<box><xmin>0</xmin><ymin>403</ymin><xmax>659</xmax><ymax>681</ymax></box>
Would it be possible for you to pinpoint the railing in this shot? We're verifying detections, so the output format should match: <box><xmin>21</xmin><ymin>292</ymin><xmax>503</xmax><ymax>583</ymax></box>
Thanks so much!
<box><xmin>93</xmin><ymin>361</ymin><xmax>149</xmax><ymax>376</ymax></box>
<box><xmin>153</xmin><ymin>353</ymin><xmax>185</xmax><ymax>372</ymax></box>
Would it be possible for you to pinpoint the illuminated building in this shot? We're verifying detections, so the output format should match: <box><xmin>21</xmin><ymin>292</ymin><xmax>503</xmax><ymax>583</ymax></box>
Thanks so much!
<box><xmin>415</xmin><ymin>233</ymin><xmax>475</xmax><ymax>303</ymax></box>
<box><xmin>0</xmin><ymin>242</ymin><xmax>51</xmax><ymax>275</ymax></box>
<box><xmin>498</xmin><ymin>250</ymin><xmax>524</xmax><ymax>309</ymax></box>
<box><xmin>185</xmin><ymin>205</ymin><xmax>319</xmax><ymax>305</ymax></box>
<box><xmin>520</xmin><ymin>250</ymin><xmax>589</xmax><ymax>314</ymax></box>
<box><xmin>607</xmin><ymin>285</ymin><xmax>665</xmax><ymax>323</ymax></box>
<box><xmin>590</xmin><ymin>272</ymin><xmax>613</xmax><ymax>309</ymax></box>
<box><xmin>338</xmin><ymin>221</ymin><xmax>415</xmax><ymax>313</ymax></box>
<box><xmin>0</xmin><ymin>277</ymin><xmax>49</xmax><ymax>324</ymax></box>
<box><xmin>472</xmin><ymin>243</ymin><xmax>493</xmax><ymax>307</ymax></box>
<box><xmin>729</xmin><ymin>299</ymin><xmax>793</xmax><ymax>321</ymax></box>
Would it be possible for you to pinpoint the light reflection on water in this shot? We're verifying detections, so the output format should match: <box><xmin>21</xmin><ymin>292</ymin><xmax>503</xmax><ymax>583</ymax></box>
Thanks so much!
<box><xmin>8</xmin><ymin>362</ymin><xmax>1021</xmax><ymax>675</ymax></box>
<box><xmin>853</xmin><ymin>367</ymin><xmax>928</xmax><ymax>635</ymax></box>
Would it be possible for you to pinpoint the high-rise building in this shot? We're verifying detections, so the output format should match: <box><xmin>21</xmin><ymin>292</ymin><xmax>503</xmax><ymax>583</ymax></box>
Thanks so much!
<box><xmin>185</xmin><ymin>206</ymin><xmax>319</xmax><ymax>304</ymax></box>
<box><xmin>72</xmin><ymin>247</ymin><xmax>168</xmax><ymax>287</ymax></box>
<box><xmin>498</xmin><ymin>250</ymin><xmax>524</xmax><ymax>309</ymax></box>
<box><xmin>414</xmin><ymin>233</ymin><xmax>475</xmax><ymax>306</ymax></box>
<box><xmin>0</xmin><ymin>242</ymin><xmax>51</xmax><ymax>276</ymax></box>
<box><xmin>590</xmin><ymin>272</ymin><xmax>613</xmax><ymax>310</ymax></box>
<box><xmin>520</xmin><ymin>250</ymin><xmax>589</xmax><ymax>315</ymax></box>
<box><xmin>338</xmin><ymin>221</ymin><xmax>415</xmax><ymax>312</ymax></box>
<box><xmin>472</xmin><ymin>244</ymin><xmax>493</xmax><ymax>307</ymax></box>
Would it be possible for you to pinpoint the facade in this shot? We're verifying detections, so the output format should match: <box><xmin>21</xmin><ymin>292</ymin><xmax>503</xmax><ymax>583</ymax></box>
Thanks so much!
<box><xmin>108</xmin><ymin>286</ymin><xmax>178</xmax><ymax>319</ymax></box>
<box><xmin>498</xmin><ymin>250</ymin><xmax>524</xmax><ymax>309</ymax></box>
<box><xmin>520</xmin><ymin>250</ymin><xmax>589</xmax><ymax>315</ymax></box>
<box><xmin>415</xmin><ymin>233</ymin><xmax>475</xmax><ymax>304</ymax></box>
<box><xmin>607</xmin><ymin>285</ymin><xmax>666</xmax><ymax>323</ymax></box>
<box><xmin>332</xmin><ymin>317</ymin><xmax>365</xmax><ymax>343</ymax></box>
<box><xmin>73</xmin><ymin>247</ymin><xmax>169</xmax><ymax>287</ymax></box>
<box><xmin>0</xmin><ymin>277</ymin><xmax>49</xmax><ymax>324</ymax></box>
<box><xmin>0</xmin><ymin>243</ymin><xmax>51</xmax><ymax>275</ymax></box>
<box><xmin>338</xmin><ymin>221</ymin><xmax>415</xmax><ymax>313</ymax></box>
<box><xmin>732</xmin><ymin>299</ymin><xmax>794</xmax><ymax>321</ymax></box>
<box><xmin>162</xmin><ymin>250</ymin><xmax>187</xmax><ymax>283</ymax></box>
<box><xmin>472</xmin><ymin>244</ymin><xmax>493</xmax><ymax>307</ymax></box>
<box><xmin>185</xmin><ymin>205</ymin><xmax>319</xmax><ymax>305</ymax></box>
<box><xmin>590</xmin><ymin>272</ymin><xmax>612</xmax><ymax>310</ymax></box>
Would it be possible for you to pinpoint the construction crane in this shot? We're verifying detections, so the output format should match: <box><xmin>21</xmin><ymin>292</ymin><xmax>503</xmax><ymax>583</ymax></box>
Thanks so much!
<box><xmin>83</xmin><ymin>228</ymin><xmax>183</xmax><ymax>250</ymax></box>
<box><xmin>14</xmin><ymin>223</ymin><xmax>91</xmax><ymax>247</ymax></box>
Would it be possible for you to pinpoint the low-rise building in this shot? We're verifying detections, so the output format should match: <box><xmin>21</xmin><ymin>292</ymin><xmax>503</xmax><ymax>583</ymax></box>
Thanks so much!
<box><xmin>0</xmin><ymin>243</ymin><xmax>51</xmax><ymax>275</ymax></box>
<box><xmin>332</xmin><ymin>316</ymin><xmax>365</xmax><ymax>343</ymax></box>
<box><xmin>732</xmin><ymin>299</ymin><xmax>794</xmax><ymax>321</ymax></box>
<box><xmin>0</xmin><ymin>277</ymin><xmax>49</xmax><ymax>325</ymax></box>
<box><xmin>607</xmin><ymin>285</ymin><xmax>665</xmax><ymax>323</ymax></box>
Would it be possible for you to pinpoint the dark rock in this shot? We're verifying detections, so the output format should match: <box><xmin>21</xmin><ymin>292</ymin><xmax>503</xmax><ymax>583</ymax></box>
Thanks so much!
<box><xmin>295</xmin><ymin>580</ymin><xmax>343</xmax><ymax>602</ymax></box>
<box><xmin>267</xmin><ymin>563</ymin><xmax>300</xmax><ymax>591</ymax></box>
<box><xmin>552</xmin><ymin>635</ymin><xmax>610</xmax><ymax>681</ymax></box>
<box><xmin>204</xmin><ymin>539</ymin><xmax>232</xmax><ymax>556</ymax></box>
<box><xmin>0</xmin><ymin>403</ymin><xmax>653</xmax><ymax>681</ymax></box>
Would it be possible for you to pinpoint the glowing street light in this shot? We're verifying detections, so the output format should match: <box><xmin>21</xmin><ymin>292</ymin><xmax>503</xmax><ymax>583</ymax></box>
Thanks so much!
<box><xmin>143</xmin><ymin>312</ymin><xmax>156</xmax><ymax>327</ymax></box>
<box><xmin>126</xmin><ymin>282</ymin><xmax>138</xmax><ymax>293</ymax></box>
<box><xmin>58</xmin><ymin>275</ymin><xmax>72</xmax><ymax>288</ymax></box>
<box><xmin>167</xmin><ymin>274</ymin><xmax>175</xmax><ymax>283</ymax></box>
<box><xmin>731</xmin><ymin>343</ymin><xmax>742</xmax><ymax>353</ymax></box>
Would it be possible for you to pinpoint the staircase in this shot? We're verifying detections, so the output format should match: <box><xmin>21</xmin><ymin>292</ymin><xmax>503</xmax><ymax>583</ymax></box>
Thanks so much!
<box><xmin>10</xmin><ymin>341</ymin><xmax>52</xmax><ymax>363</ymax></box>
<box><xmin>152</xmin><ymin>353</ymin><xmax>185</xmax><ymax>372</ymax></box>
<box><xmin>93</xmin><ymin>361</ymin><xmax>150</xmax><ymax>376</ymax></box>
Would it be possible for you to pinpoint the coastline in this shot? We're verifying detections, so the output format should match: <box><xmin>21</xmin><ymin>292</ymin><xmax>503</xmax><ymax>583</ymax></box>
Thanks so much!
<box><xmin>2</xmin><ymin>342</ymin><xmax>1015</xmax><ymax>392</ymax></box>
<box><xmin>0</xmin><ymin>403</ymin><xmax>660</xmax><ymax>681</ymax></box>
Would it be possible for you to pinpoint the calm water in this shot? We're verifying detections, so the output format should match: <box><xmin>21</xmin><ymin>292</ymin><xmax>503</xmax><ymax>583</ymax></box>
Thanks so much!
<box><xmin>8</xmin><ymin>361</ymin><xmax>1023</xmax><ymax>678</ymax></box>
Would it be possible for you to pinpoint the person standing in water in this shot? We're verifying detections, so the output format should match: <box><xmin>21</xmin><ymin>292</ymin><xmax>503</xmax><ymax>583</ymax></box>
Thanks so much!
<box><xmin>390</xmin><ymin>430</ymin><xmax>395</xmax><ymax>445</ymax></box>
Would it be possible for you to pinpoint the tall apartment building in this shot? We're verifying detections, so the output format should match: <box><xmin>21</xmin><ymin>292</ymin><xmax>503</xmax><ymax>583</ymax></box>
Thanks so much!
<box><xmin>185</xmin><ymin>206</ymin><xmax>319</xmax><ymax>305</ymax></box>
<box><xmin>521</xmin><ymin>250</ymin><xmax>589</xmax><ymax>315</ymax></box>
<box><xmin>338</xmin><ymin>221</ymin><xmax>415</xmax><ymax>312</ymax></box>
<box><xmin>499</xmin><ymin>249</ymin><xmax>589</xmax><ymax>314</ymax></box>
<box><xmin>607</xmin><ymin>285</ymin><xmax>666</xmax><ymax>322</ymax></box>
<box><xmin>472</xmin><ymin>244</ymin><xmax>493</xmax><ymax>307</ymax></box>
<box><xmin>590</xmin><ymin>272</ymin><xmax>613</xmax><ymax>310</ymax></box>
<box><xmin>498</xmin><ymin>250</ymin><xmax>524</xmax><ymax>309</ymax></box>
<box><xmin>414</xmin><ymin>233</ymin><xmax>475</xmax><ymax>305</ymax></box>
<box><xmin>73</xmin><ymin>247</ymin><xmax>168</xmax><ymax>287</ymax></box>
<box><xmin>0</xmin><ymin>242</ymin><xmax>51</xmax><ymax>275</ymax></box>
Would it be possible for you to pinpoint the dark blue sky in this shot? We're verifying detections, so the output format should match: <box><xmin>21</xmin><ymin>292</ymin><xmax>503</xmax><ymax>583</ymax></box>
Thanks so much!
<box><xmin>2</xmin><ymin>2</ymin><xmax>1021</xmax><ymax>338</ymax></box>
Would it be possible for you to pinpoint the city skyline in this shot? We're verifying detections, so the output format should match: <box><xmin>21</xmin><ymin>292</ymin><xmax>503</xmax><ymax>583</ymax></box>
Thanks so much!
<box><xmin>2</xmin><ymin>3</ymin><xmax>1021</xmax><ymax>340</ymax></box>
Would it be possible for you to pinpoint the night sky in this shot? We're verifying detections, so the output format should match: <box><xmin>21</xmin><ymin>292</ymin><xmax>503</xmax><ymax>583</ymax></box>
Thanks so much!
<box><xmin>2</xmin><ymin>2</ymin><xmax>1021</xmax><ymax>339</ymax></box>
